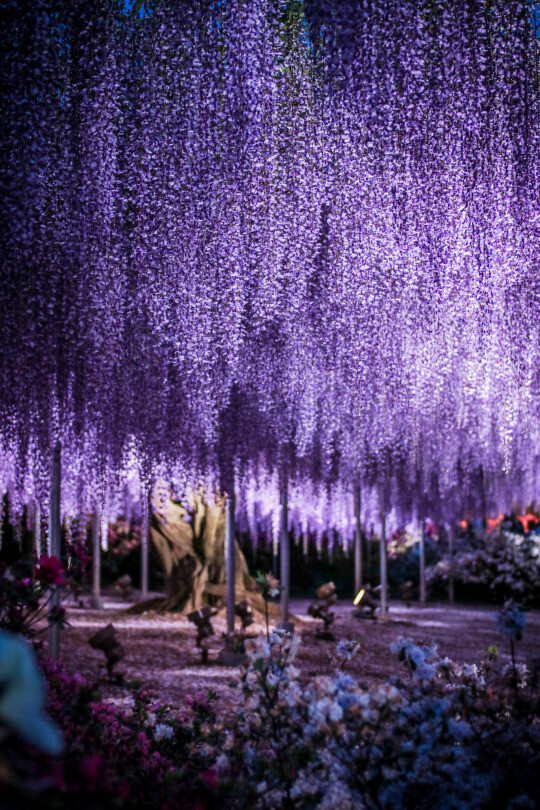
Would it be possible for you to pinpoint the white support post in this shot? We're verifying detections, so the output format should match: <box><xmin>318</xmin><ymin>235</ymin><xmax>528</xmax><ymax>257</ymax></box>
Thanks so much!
<box><xmin>90</xmin><ymin>511</ymin><xmax>104</xmax><ymax>609</ymax></box>
<box><xmin>380</xmin><ymin>511</ymin><xmax>388</xmax><ymax>616</ymax></box>
<box><xmin>225</xmin><ymin>475</ymin><xmax>236</xmax><ymax>643</ymax></box>
<box><xmin>48</xmin><ymin>441</ymin><xmax>61</xmax><ymax>660</ymax></box>
<box><xmin>279</xmin><ymin>472</ymin><xmax>290</xmax><ymax>628</ymax></box>
<box><xmin>354</xmin><ymin>484</ymin><xmax>363</xmax><ymax>595</ymax></box>
<box><xmin>448</xmin><ymin>524</ymin><xmax>455</xmax><ymax>604</ymax></box>
<box><xmin>141</xmin><ymin>496</ymin><xmax>149</xmax><ymax>601</ymax></box>
<box><xmin>34</xmin><ymin>502</ymin><xmax>41</xmax><ymax>557</ymax></box>
<box><xmin>272</xmin><ymin>528</ymin><xmax>278</xmax><ymax>577</ymax></box>
<box><xmin>420</xmin><ymin>517</ymin><xmax>426</xmax><ymax>605</ymax></box>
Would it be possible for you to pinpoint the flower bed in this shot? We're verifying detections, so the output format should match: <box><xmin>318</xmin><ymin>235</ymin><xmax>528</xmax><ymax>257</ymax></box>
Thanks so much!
<box><xmin>1</xmin><ymin>601</ymin><xmax>539</xmax><ymax>809</ymax></box>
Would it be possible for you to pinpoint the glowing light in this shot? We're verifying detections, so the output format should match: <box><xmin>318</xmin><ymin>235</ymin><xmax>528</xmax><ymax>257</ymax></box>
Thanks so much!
<box><xmin>517</xmin><ymin>513</ymin><xmax>538</xmax><ymax>532</ymax></box>
<box><xmin>353</xmin><ymin>589</ymin><xmax>365</xmax><ymax>607</ymax></box>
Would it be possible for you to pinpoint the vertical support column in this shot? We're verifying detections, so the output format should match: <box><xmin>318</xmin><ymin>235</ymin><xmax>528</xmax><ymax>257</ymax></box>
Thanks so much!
<box><xmin>448</xmin><ymin>524</ymin><xmax>455</xmax><ymax>604</ymax></box>
<box><xmin>48</xmin><ymin>441</ymin><xmax>61</xmax><ymax>660</ymax></box>
<box><xmin>140</xmin><ymin>495</ymin><xmax>149</xmax><ymax>601</ymax></box>
<box><xmin>225</xmin><ymin>475</ymin><xmax>236</xmax><ymax>643</ymax></box>
<box><xmin>34</xmin><ymin>502</ymin><xmax>41</xmax><ymax>557</ymax></box>
<box><xmin>90</xmin><ymin>511</ymin><xmax>104</xmax><ymax>609</ymax></box>
<box><xmin>15</xmin><ymin>519</ymin><xmax>22</xmax><ymax>550</ymax></box>
<box><xmin>272</xmin><ymin>532</ymin><xmax>278</xmax><ymax>577</ymax></box>
<box><xmin>279</xmin><ymin>471</ymin><xmax>290</xmax><ymax>627</ymax></box>
<box><xmin>354</xmin><ymin>484</ymin><xmax>363</xmax><ymax>595</ymax></box>
<box><xmin>380</xmin><ymin>510</ymin><xmax>388</xmax><ymax>616</ymax></box>
<box><xmin>420</xmin><ymin>517</ymin><xmax>426</xmax><ymax>605</ymax></box>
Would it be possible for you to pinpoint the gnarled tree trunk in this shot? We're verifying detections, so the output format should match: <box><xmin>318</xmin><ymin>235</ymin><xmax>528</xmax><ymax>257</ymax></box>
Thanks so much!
<box><xmin>129</xmin><ymin>492</ymin><xmax>254</xmax><ymax>614</ymax></box>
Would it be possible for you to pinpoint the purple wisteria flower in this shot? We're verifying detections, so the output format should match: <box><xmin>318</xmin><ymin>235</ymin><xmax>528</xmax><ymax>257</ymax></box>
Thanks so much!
<box><xmin>0</xmin><ymin>0</ymin><xmax>539</xmax><ymax>526</ymax></box>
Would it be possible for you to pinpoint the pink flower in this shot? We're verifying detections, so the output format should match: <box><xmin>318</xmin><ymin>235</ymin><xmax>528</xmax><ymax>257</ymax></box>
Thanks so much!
<box><xmin>35</xmin><ymin>555</ymin><xmax>65</xmax><ymax>586</ymax></box>
<box><xmin>137</xmin><ymin>730</ymin><xmax>150</xmax><ymax>755</ymax></box>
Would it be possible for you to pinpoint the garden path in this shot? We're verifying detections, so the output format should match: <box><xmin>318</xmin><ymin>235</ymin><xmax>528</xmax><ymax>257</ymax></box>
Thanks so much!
<box><xmin>56</xmin><ymin>595</ymin><xmax>540</xmax><ymax>719</ymax></box>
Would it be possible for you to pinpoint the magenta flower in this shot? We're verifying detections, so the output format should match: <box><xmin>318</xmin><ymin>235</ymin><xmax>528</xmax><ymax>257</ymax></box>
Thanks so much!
<box><xmin>35</xmin><ymin>556</ymin><xmax>65</xmax><ymax>586</ymax></box>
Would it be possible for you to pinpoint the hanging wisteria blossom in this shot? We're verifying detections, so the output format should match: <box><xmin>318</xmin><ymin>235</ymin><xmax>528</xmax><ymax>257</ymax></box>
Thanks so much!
<box><xmin>0</xmin><ymin>0</ymin><xmax>539</xmax><ymax>528</ymax></box>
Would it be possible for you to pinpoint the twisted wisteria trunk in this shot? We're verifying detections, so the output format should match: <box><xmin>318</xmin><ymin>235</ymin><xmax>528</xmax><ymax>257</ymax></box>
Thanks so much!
<box><xmin>128</xmin><ymin>494</ymin><xmax>254</xmax><ymax>617</ymax></box>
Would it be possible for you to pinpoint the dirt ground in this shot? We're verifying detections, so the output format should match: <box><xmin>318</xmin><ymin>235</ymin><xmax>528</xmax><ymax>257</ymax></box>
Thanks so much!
<box><xmin>54</xmin><ymin>593</ymin><xmax>540</xmax><ymax>716</ymax></box>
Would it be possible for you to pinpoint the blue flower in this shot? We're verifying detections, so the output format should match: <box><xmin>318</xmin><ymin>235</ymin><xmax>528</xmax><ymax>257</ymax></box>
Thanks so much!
<box><xmin>334</xmin><ymin>673</ymin><xmax>355</xmax><ymax>691</ymax></box>
<box><xmin>495</xmin><ymin>602</ymin><xmax>526</xmax><ymax>640</ymax></box>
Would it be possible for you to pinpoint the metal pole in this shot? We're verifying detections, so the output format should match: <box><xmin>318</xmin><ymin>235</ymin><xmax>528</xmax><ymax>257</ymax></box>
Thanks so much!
<box><xmin>225</xmin><ymin>475</ymin><xmax>236</xmax><ymax>642</ymax></box>
<box><xmin>15</xmin><ymin>519</ymin><xmax>22</xmax><ymax>549</ymax></box>
<box><xmin>279</xmin><ymin>472</ymin><xmax>290</xmax><ymax>627</ymax></box>
<box><xmin>380</xmin><ymin>511</ymin><xmax>388</xmax><ymax>616</ymax></box>
<box><xmin>34</xmin><ymin>502</ymin><xmax>41</xmax><ymax>557</ymax></box>
<box><xmin>420</xmin><ymin>517</ymin><xmax>426</xmax><ymax>605</ymax></box>
<box><xmin>448</xmin><ymin>524</ymin><xmax>455</xmax><ymax>604</ymax></box>
<box><xmin>48</xmin><ymin>441</ymin><xmax>61</xmax><ymax>660</ymax></box>
<box><xmin>272</xmin><ymin>532</ymin><xmax>278</xmax><ymax>577</ymax></box>
<box><xmin>141</xmin><ymin>496</ymin><xmax>149</xmax><ymax>601</ymax></box>
<box><xmin>354</xmin><ymin>484</ymin><xmax>362</xmax><ymax>595</ymax></box>
<box><xmin>90</xmin><ymin>511</ymin><xmax>104</xmax><ymax>609</ymax></box>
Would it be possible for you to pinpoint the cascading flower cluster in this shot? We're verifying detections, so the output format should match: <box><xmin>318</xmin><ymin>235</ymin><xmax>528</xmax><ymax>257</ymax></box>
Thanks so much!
<box><xmin>0</xmin><ymin>1</ymin><xmax>539</xmax><ymax>531</ymax></box>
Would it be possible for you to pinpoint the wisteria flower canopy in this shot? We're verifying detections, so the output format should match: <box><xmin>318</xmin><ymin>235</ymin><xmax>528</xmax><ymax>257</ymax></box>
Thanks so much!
<box><xmin>0</xmin><ymin>0</ymin><xmax>539</xmax><ymax>525</ymax></box>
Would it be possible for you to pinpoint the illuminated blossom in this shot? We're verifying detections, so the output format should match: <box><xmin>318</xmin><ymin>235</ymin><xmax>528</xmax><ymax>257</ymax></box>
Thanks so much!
<box><xmin>0</xmin><ymin>0</ymin><xmax>539</xmax><ymax>531</ymax></box>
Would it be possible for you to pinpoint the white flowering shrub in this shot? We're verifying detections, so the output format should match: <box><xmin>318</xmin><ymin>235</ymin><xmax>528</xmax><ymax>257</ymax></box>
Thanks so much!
<box><xmin>426</xmin><ymin>530</ymin><xmax>540</xmax><ymax>604</ymax></box>
<box><xmin>212</xmin><ymin>624</ymin><xmax>540</xmax><ymax>809</ymax></box>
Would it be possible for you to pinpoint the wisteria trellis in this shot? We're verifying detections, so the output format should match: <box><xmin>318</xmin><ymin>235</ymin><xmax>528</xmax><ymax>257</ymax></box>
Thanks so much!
<box><xmin>0</xmin><ymin>0</ymin><xmax>539</xmax><ymax>535</ymax></box>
